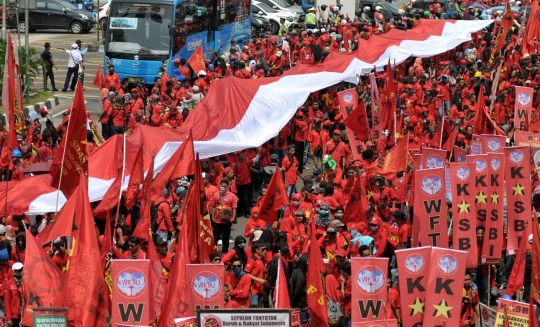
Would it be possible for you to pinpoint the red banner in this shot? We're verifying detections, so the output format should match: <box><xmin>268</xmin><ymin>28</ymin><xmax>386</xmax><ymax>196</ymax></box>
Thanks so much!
<box><xmin>421</xmin><ymin>148</ymin><xmax>447</xmax><ymax>169</ymax></box>
<box><xmin>369</xmin><ymin>75</ymin><xmax>384</xmax><ymax>152</ymax></box>
<box><xmin>481</xmin><ymin>134</ymin><xmax>506</xmax><ymax>154</ymax></box>
<box><xmin>470</xmin><ymin>134</ymin><xmax>483</xmax><ymax>155</ymax></box>
<box><xmin>450</xmin><ymin>162</ymin><xmax>478</xmax><ymax>268</ymax></box>
<box><xmin>466</xmin><ymin>155</ymin><xmax>489</xmax><ymax>230</ymax></box>
<box><xmin>185</xmin><ymin>264</ymin><xmax>225</xmax><ymax>314</ymax></box>
<box><xmin>504</xmin><ymin>146</ymin><xmax>532</xmax><ymax>254</ymax></box>
<box><xmin>453</xmin><ymin>146</ymin><xmax>467</xmax><ymax>163</ymax></box>
<box><xmin>396</xmin><ymin>246</ymin><xmax>431</xmax><ymax>327</ymax></box>
<box><xmin>514</xmin><ymin>86</ymin><xmax>534</xmax><ymax>131</ymax></box>
<box><xmin>351</xmin><ymin>257</ymin><xmax>388</xmax><ymax>323</ymax></box>
<box><xmin>514</xmin><ymin>130</ymin><xmax>540</xmax><ymax>193</ymax></box>
<box><xmin>483</xmin><ymin>152</ymin><xmax>505</xmax><ymax>262</ymax></box>
<box><xmin>111</xmin><ymin>259</ymin><xmax>152</xmax><ymax>326</ymax></box>
<box><xmin>342</xmin><ymin>100</ymin><xmax>369</xmax><ymax>161</ymax></box>
<box><xmin>414</xmin><ymin>168</ymin><xmax>448</xmax><ymax>247</ymax></box>
<box><xmin>353</xmin><ymin>320</ymin><xmax>398</xmax><ymax>327</ymax></box>
<box><xmin>423</xmin><ymin>247</ymin><xmax>468</xmax><ymax>327</ymax></box>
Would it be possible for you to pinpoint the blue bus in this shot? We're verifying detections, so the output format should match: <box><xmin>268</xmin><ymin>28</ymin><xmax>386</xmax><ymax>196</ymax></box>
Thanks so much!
<box><xmin>103</xmin><ymin>0</ymin><xmax>252</xmax><ymax>84</ymax></box>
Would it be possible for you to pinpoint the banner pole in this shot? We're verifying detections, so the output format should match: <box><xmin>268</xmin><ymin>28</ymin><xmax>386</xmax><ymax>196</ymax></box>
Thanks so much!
<box><xmin>487</xmin><ymin>267</ymin><xmax>491</xmax><ymax>305</ymax></box>
<box><xmin>114</xmin><ymin>134</ymin><xmax>127</xmax><ymax>221</ymax></box>
<box><xmin>3</xmin><ymin>175</ymin><xmax>8</xmax><ymax>217</ymax></box>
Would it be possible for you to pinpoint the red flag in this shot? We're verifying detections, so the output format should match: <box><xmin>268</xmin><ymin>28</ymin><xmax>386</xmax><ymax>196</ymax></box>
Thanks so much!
<box><xmin>450</xmin><ymin>162</ymin><xmax>478</xmax><ymax>268</ymax></box>
<box><xmin>101</xmin><ymin>209</ymin><xmax>113</xmax><ymax>315</ymax></box>
<box><xmin>532</xmin><ymin>215</ymin><xmax>540</xmax><ymax>302</ymax></box>
<box><xmin>369</xmin><ymin>75</ymin><xmax>384</xmax><ymax>150</ymax></box>
<box><xmin>414</xmin><ymin>168</ymin><xmax>449</xmax><ymax>247</ymax></box>
<box><xmin>473</xmin><ymin>85</ymin><xmax>488</xmax><ymax>135</ymax></box>
<box><xmin>367</xmin><ymin>136</ymin><xmax>409</xmax><ymax>180</ymax></box>
<box><xmin>530</xmin><ymin>292</ymin><xmax>538</xmax><ymax>327</ymax></box>
<box><xmin>151</xmin><ymin>133</ymin><xmax>195</xmax><ymax>199</ymax></box>
<box><xmin>442</xmin><ymin>125</ymin><xmax>458</xmax><ymax>153</ymax></box>
<box><xmin>521</xmin><ymin>0</ymin><xmax>540</xmax><ymax>57</ymax></box>
<box><xmin>306</xmin><ymin>217</ymin><xmax>329</xmax><ymax>327</ymax></box>
<box><xmin>351</xmin><ymin>257</ymin><xmax>388</xmax><ymax>321</ymax></box>
<box><xmin>157</xmin><ymin>198</ymin><xmax>190</xmax><ymax>327</ymax></box>
<box><xmin>430</xmin><ymin>119</ymin><xmax>446</xmax><ymax>148</ymax></box>
<box><xmin>147</xmin><ymin>229</ymin><xmax>168</xmax><ymax>322</ymax></box>
<box><xmin>341</xmin><ymin>175</ymin><xmax>368</xmax><ymax>224</ymax></box>
<box><xmin>258</xmin><ymin>168</ymin><xmax>289</xmax><ymax>223</ymax></box>
<box><xmin>384</xmin><ymin>59</ymin><xmax>397</xmax><ymax>143</ymax></box>
<box><xmin>132</xmin><ymin>157</ymin><xmax>155</xmax><ymax>242</ymax></box>
<box><xmin>504</xmin><ymin>146</ymin><xmax>532</xmax><ymax>253</ymax></box>
<box><xmin>92</xmin><ymin>168</ymin><xmax>123</xmax><ymax>216</ymax></box>
<box><xmin>22</xmin><ymin>230</ymin><xmax>66</xmax><ymax>326</ymax></box>
<box><xmin>1</xmin><ymin>33</ymin><xmax>23</xmax><ymax>167</ymax></box>
<box><xmin>49</xmin><ymin>81</ymin><xmax>89</xmax><ymax>198</ymax></box>
<box><xmin>489</xmin><ymin>0</ymin><xmax>514</xmax><ymax>67</ymax></box>
<box><xmin>187</xmin><ymin>45</ymin><xmax>205</xmax><ymax>76</ymax></box>
<box><xmin>93</xmin><ymin>65</ymin><xmax>104</xmax><ymax>88</ymax></box>
<box><xmin>125</xmin><ymin>145</ymin><xmax>144</xmax><ymax>209</ymax></box>
<box><xmin>193</xmin><ymin>154</ymin><xmax>218</xmax><ymax>263</ymax></box>
<box><xmin>64</xmin><ymin>174</ymin><xmax>107</xmax><ymax>326</ymax></box>
<box><xmin>275</xmin><ymin>255</ymin><xmax>290</xmax><ymax>308</ymax></box>
<box><xmin>505</xmin><ymin>231</ymin><xmax>529</xmax><ymax>297</ymax></box>
<box><xmin>343</xmin><ymin>100</ymin><xmax>370</xmax><ymax>141</ymax></box>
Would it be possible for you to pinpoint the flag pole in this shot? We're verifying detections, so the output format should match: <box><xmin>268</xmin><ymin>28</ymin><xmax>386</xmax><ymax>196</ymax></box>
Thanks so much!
<box><xmin>54</xmin><ymin>78</ymin><xmax>80</xmax><ymax>213</ymax></box>
<box><xmin>439</xmin><ymin>119</ymin><xmax>444</xmax><ymax>149</ymax></box>
<box><xmin>3</xmin><ymin>174</ymin><xmax>8</xmax><ymax>217</ymax></box>
<box><xmin>114</xmin><ymin>134</ymin><xmax>127</xmax><ymax>221</ymax></box>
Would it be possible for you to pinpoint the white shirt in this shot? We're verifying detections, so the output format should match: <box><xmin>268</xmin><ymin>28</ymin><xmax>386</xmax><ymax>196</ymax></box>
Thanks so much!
<box><xmin>65</xmin><ymin>49</ymin><xmax>83</xmax><ymax>68</ymax></box>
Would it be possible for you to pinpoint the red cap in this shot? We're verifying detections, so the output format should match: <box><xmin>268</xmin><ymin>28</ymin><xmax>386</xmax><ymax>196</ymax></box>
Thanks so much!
<box><xmin>457</xmin><ymin>134</ymin><xmax>466</xmax><ymax>141</ymax></box>
<box><xmin>333</xmin><ymin>129</ymin><xmax>341</xmax><ymax>135</ymax></box>
<box><xmin>296</xmin><ymin>110</ymin><xmax>304</xmax><ymax>117</ymax></box>
<box><xmin>335</xmin><ymin>249</ymin><xmax>347</xmax><ymax>257</ymax></box>
<box><xmin>323</xmin><ymin>120</ymin><xmax>332</xmax><ymax>127</ymax></box>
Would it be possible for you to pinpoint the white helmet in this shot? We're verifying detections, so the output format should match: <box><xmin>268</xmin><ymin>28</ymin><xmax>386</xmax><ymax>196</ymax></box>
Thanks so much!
<box><xmin>375</xmin><ymin>6</ymin><xmax>382</xmax><ymax>11</ymax></box>
<box><xmin>332</xmin><ymin>6</ymin><xmax>339</xmax><ymax>12</ymax></box>
<box><xmin>363</xmin><ymin>6</ymin><xmax>370</xmax><ymax>12</ymax></box>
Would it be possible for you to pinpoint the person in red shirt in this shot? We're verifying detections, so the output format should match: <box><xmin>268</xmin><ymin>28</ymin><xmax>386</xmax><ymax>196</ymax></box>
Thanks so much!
<box><xmin>102</xmin><ymin>65</ymin><xmax>121</xmax><ymax>90</ymax></box>
<box><xmin>386</xmin><ymin>277</ymin><xmax>401</xmax><ymax>322</ymax></box>
<box><xmin>110</xmin><ymin>94</ymin><xmax>126</xmax><ymax>136</ymax></box>
<box><xmin>154</xmin><ymin>188</ymin><xmax>174</xmax><ymax>241</ymax></box>
<box><xmin>11</xmin><ymin>233</ymin><xmax>25</xmax><ymax>264</ymax></box>
<box><xmin>282</xmin><ymin>145</ymin><xmax>303</xmax><ymax>198</ymax></box>
<box><xmin>156</xmin><ymin>238</ymin><xmax>174</xmax><ymax>278</ymax></box>
<box><xmin>340</xmin><ymin>262</ymin><xmax>352</xmax><ymax>327</ymax></box>
<box><xmin>121</xmin><ymin>236</ymin><xmax>147</xmax><ymax>259</ymax></box>
<box><xmin>211</xmin><ymin>179</ymin><xmax>239</xmax><ymax>253</ymax></box>
<box><xmin>307</xmin><ymin>120</ymin><xmax>324</xmax><ymax>168</ymax></box>
<box><xmin>51</xmin><ymin>238</ymin><xmax>69</xmax><ymax>272</ymax></box>
<box><xmin>226</xmin><ymin>257</ymin><xmax>251</xmax><ymax>308</ymax></box>
<box><xmin>233</xmin><ymin>151</ymin><xmax>258</xmax><ymax>218</ymax></box>
<box><xmin>99</xmin><ymin>90</ymin><xmax>114</xmax><ymax>140</ymax></box>
<box><xmin>324</xmin><ymin>130</ymin><xmax>351</xmax><ymax>169</ymax></box>
<box><xmin>293</xmin><ymin>110</ymin><xmax>309</xmax><ymax>173</ymax></box>
<box><xmin>244</xmin><ymin>241</ymin><xmax>267</xmax><ymax>307</ymax></box>
<box><xmin>244</xmin><ymin>207</ymin><xmax>267</xmax><ymax>245</ymax></box>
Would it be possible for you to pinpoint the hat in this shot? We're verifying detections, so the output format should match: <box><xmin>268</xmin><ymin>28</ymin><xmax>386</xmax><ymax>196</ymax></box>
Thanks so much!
<box><xmin>12</xmin><ymin>262</ymin><xmax>23</xmax><ymax>271</ymax></box>
<box><xmin>156</xmin><ymin>238</ymin><xmax>168</xmax><ymax>246</ymax></box>
<box><xmin>315</xmin><ymin>199</ymin><xmax>323</xmax><ymax>206</ymax></box>
<box><xmin>198</xmin><ymin>70</ymin><xmax>207</xmax><ymax>76</ymax></box>
<box><xmin>16</xmin><ymin>135</ymin><xmax>23</xmax><ymax>142</ymax></box>
<box><xmin>333</xmin><ymin>129</ymin><xmax>341</xmax><ymax>135</ymax></box>
<box><xmin>323</xmin><ymin>120</ymin><xmax>332</xmax><ymax>127</ymax></box>
<box><xmin>335</xmin><ymin>248</ymin><xmax>346</xmax><ymax>257</ymax></box>
<box><xmin>457</xmin><ymin>134</ymin><xmax>466</xmax><ymax>141</ymax></box>
<box><xmin>209</xmin><ymin>253</ymin><xmax>221</xmax><ymax>262</ymax></box>
<box><xmin>327</xmin><ymin>226</ymin><xmax>336</xmax><ymax>233</ymax></box>
<box><xmin>380</xmin><ymin>194</ymin><xmax>388</xmax><ymax>201</ymax></box>
<box><xmin>296</xmin><ymin>110</ymin><xmax>304</xmax><ymax>117</ymax></box>
<box><xmin>173</xmin><ymin>58</ymin><xmax>180</xmax><ymax>63</ymax></box>
<box><xmin>193</xmin><ymin>85</ymin><xmax>200</xmax><ymax>92</ymax></box>
<box><xmin>202</xmin><ymin>172</ymin><xmax>210</xmax><ymax>179</ymax></box>
<box><xmin>526</xmin><ymin>80</ymin><xmax>532</xmax><ymax>84</ymax></box>
<box><xmin>295</xmin><ymin>209</ymin><xmax>305</xmax><ymax>217</ymax></box>
<box><xmin>390</xmin><ymin>211</ymin><xmax>407</xmax><ymax>220</ymax></box>
<box><xmin>276</xmin><ymin>51</ymin><xmax>282</xmax><ymax>57</ymax></box>
<box><xmin>474</xmin><ymin>71</ymin><xmax>482</xmax><ymax>78</ymax></box>
<box><xmin>39</xmin><ymin>106</ymin><xmax>49</xmax><ymax>113</ymax></box>
<box><xmin>0</xmin><ymin>225</ymin><xmax>5</xmax><ymax>235</ymax></box>
<box><xmin>253</xmin><ymin>230</ymin><xmax>263</xmax><ymax>241</ymax></box>
<box><xmin>71</xmin><ymin>43</ymin><xmax>78</xmax><ymax>49</ymax></box>
<box><xmin>331</xmin><ymin>220</ymin><xmax>345</xmax><ymax>227</ymax></box>
<box><xmin>315</xmin><ymin>187</ymin><xmax>325</xmax><ymax>194</ymax></box>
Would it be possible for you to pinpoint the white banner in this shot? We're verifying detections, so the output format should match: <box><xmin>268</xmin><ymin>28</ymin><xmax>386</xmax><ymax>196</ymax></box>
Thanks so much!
<box><xmin>480</xmin><ymin>303</ymin><xmax>496</xmax><ymax>327</ymax></box>
<box><xmin>198</xmin><ymin>309</ymin><xmax>291</xmax><ymax>327</ymax></box>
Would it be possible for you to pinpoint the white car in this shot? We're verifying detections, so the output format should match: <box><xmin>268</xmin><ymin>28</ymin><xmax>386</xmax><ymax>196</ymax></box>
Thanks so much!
<box><xmin>252</xmin><ymin>0</ymin><xmax>296</xmax><ymax>35</ymax></box>
<box><xmin>96</xmin><ymin>0</ymin><xmax>108</xmax><ymax>29</ymax></box>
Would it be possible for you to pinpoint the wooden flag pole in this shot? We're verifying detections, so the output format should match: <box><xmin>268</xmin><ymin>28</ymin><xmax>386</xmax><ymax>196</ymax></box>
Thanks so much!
<box><xmin>114</xmin><ymin>134</ymin><xmax>127</xmax><ymax>222</ymax></box>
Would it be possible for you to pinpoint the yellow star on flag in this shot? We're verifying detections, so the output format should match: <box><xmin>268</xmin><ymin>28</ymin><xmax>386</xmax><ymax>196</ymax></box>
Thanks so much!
<box><xmin>457</xmin><ymin>200</ymin><xmax>470</xmax><ymax>213</ymax></box>
<box><xmin>409</xmin><ymin>298</ymin><xmax>424</xmax><ymax>316</ymax></box>
<box><xmin>476</xmin><ymin>192</ymin><xmax>487</xmax><ymax>204</ymax></box>
<box><xmin>367</xmin><ymin>190</ymin><xmax>374</xmax><ymax>200</ymax></box>
<box><xmin>508</xmin><ymin>305</ymin><xmax>515</xmax><ymax>311</ymax></box>
<box><xmin>433</xmin><ymin>300</ymin><xmax>453</xmax><ymax>318</ymax></box>
<box><xmin>491</xmin><ymin>192</ymin><xmax>500</xmax><ymax>204</ymax></box>
<box><xmin>513</xmin><ymin>183</ymin><xmax>525</xmax><ymax>196</ymax></box>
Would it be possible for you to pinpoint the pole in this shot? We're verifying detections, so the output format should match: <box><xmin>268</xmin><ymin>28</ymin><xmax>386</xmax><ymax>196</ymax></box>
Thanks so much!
<box><xmin>114</xmin><ymin>134</ymin><xmax>127</xmax><ymax>221</ymax></box>
<box><xmin>1</xmin><ymin>0</ymin><xmax>6</xmax><ymax>40</ymax></box>
<box><xmin>24</xmin><ymin>0</ymin><xmax>29</xmax><ymax>103</ymax></box>
<box><xmin>15</xmin><ymin>7</ymin><xmax>20</xmax><ymax>47</ymax></box>
<box><xmin>487</xmin><ymin>266</ymin><xmax>491</xmax><ymax>305</ymax></box>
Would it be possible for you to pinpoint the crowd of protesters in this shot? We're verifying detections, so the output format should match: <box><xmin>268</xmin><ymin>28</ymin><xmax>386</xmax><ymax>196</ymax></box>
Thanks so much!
<box><xmin>0</xmin><ymin>2</ymin><xmax>539</xmax><ymax>327</ymax></box>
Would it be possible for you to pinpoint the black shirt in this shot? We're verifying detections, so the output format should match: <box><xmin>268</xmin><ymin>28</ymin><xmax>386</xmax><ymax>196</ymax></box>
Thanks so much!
<box><xmin>41</xmin><ymin>49</ymin><xmax>53</xmax><ymax>67</ymax></box>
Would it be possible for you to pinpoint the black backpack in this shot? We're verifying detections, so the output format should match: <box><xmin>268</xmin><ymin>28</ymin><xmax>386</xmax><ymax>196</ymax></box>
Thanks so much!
<box><xmin>150</xmin><ymin>201</ymin><xmax>166</xmax><ymax>234</ymax></box>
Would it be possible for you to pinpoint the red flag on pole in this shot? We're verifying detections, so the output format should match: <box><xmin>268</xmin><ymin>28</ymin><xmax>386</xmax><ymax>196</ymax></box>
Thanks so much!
<box><xmin>343</xmin><ymin>100</ymin><xmax>370</xmax><ymax>141</ymax></box>
<box><xmin>530</xmin><ymin>293</ymin><xmax>538</xmax><ymax>327</ymax></box>
<box><xmin>531</xmin><ymin>215</ymin><xmax>540</xmax><ymax>302</ymax></box>
<box><xmin>306</xmin><ymin>218</ymin><xmax>329</xmax><ymax>327</ymax></box>
<box><xmin>132</xmin><ymin>157</ymin><xmax>155</xmax><ymax>242</ymax></box>
<box><xmin>147</xmin><ymin>229</ymin><xmax>168</xmax><ymax>322</ymax></box>
<box><xmin>258</xmin><ymin>168</ymin><xmax>289</xmax><ymax>223</ymax></box>
<box><xmin>157</xmin><ymin>199</ymin><xmax>190</xmax><ymax>327</ymax></box>
<box><xmin>151</xmin><ymin>132</ymin><xmax>195</xmax><ymax>199</ymax></box>
<box><xmin>521</xmin><ymin>0</ymin><xmax>540</xmax><ymax>57</ymax></box>
<box><xmin>505</xmin><ymin>231</ymin><xmax>529</xmax><ymax>297</ymax></box>
<box><xmin>93</xmin><ymin>65</ymin><xmax>104</xmax><ymax>88</ymax></box>
<box><xmin>125</xmin><ymin>144</ymin><xmax>144</xmax><ymax>209</ymax></box>
<box><xmin>21</xmin><ymin>230</ymin><xmax>66</xmax><ymax>326</ymax></box>
<box><xmin>341</xmin><ymin>175</ymin><xmax>368</xmax><ymax>224</ymax></box>
<box><xmin>187</xmin><ymin>45</ymin><xmax>206</xmax><ymax>76</ymax></box>
<box><xmin>442</xmin><ymin>125</ymin><xmax>458</xmax><ymax>153</ymax></box>
<box><xmin>92</xmin><ymin>168</ymin><xmax>123</xmax><ymax>216</ymax></box>
<box><xmin>367</xmin><ymin>136</ymin><xmax>409</xmax><ymax>180</ymax></box>
<box><xmin>49</xmin><ymin>81</ymin><xmax>89</xmax><ymax>198</ymax></box>
<box><xmin>489</xmin><ymin>0</ymin><xmax>514</xmax><ymax>67</ymax></box>
<box><xmin>101</xmin><ymin>209</ymin><xmax>113</xmax><ymax>315</ymax></box>
<box><xmin>1</xmin><ymin>33</ymin><xmax>23</xmax><ymax>167</ymax></box>
<box><xmin>64</xmin><ymin>174</ymin><xmax>107</xmax><ymax>326</ymax></box>
<box><xmin>275</xmin><ymin>255</ymin><xmax>291</xmax><ymax>308</ymax></box>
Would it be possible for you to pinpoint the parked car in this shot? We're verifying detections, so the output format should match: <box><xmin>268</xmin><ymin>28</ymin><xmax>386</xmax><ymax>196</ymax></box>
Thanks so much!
<box><xmin>257</xmin><ymin>0</ymin><xmax>305</xmax><ymax>28</ymax></box>
<box><xmin>8</xmin><ymin>0</ymin><xmax>96</xmax><ymax>33</ymax></box>
<box><xmin>251</xmin><ymin>12</ymin><xmax>271</xmax><ymax>38</ymax></box>
<box><xmin>96</xmin><ymin>0</ymin><xmax>108</xmax><ymax>29</ymax></box>
<box><xmin>64</xmin><ymin>0</ymin><xmax>94</xmax><ymax>15</ymax></box>
<box><xmin>358</xmin><ymin>0</ymin><xmax>404</xmax><ymax>21</ymax></box>
<box><xmin>252</xmin><ymin>0</ymin><xmax>296</xmax><ymax>35</ymax></box>
<box><xmin>480</xmin><ymin>5</ymin><xmax>520</xmax><ymax>20</ymax></box>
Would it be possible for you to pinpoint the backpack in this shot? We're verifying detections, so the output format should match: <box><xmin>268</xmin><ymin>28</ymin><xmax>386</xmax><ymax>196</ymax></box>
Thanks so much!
<box><xmin>265</xmin><ymin>256</ymin><xmax>279</xmax><ymax>287</ymax></box>
<box><xmin>150</xmin><ymin>201</ymin><xmax>166</xmax><ymax>234</ymax></box>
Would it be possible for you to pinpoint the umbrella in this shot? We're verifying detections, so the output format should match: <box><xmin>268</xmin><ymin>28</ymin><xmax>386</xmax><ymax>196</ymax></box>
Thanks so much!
<box><xmin>23</xmin><ymin>161</ymin><xmax>52</xmax><ymax>174</ymax></box>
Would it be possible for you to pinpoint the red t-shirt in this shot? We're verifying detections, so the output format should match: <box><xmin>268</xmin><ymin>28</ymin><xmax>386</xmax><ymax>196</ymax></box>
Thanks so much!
<box><xmin>282</xmin><ymin>155</ymin><xmax>298</xmax><ymax>185</ymax></box>
<box><xmin>233</xmin><ymin>161</ymin><xmax>252</xmax><ymax>186</ymax></box>
<box><xmin>211</xmin><ymin>191</ymin><xmax>238</xmax><ymax>224</ymax></box>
